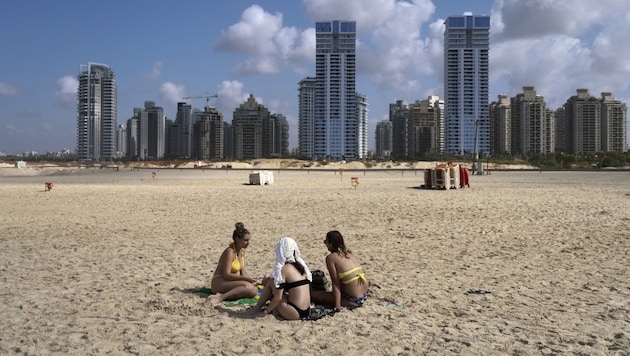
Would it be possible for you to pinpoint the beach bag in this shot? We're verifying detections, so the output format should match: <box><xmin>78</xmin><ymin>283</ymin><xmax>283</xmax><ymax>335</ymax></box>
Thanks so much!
<box><xmin>311</xmin><ymin>269</ymin><xmax>328</xmax><ymax>291</ymax></box>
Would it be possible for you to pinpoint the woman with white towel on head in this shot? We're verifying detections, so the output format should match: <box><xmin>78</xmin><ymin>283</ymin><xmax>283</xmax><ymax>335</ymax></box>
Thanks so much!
<box><xmin>245</xmin><ymin>237</ymin><xmax>312</xmax><ymax>320</ymax></box>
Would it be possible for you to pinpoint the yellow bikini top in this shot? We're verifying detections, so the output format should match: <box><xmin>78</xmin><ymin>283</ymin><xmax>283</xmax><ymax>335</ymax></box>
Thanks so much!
<box><xmin>229</xmin><ymin>243</ymin><xmax>244</xmax><ymax>273</ymax></box>
<box><xmin>337</xmin><ymin>266</ymin><xmax>366</xmax><ymax>285</ymax></box>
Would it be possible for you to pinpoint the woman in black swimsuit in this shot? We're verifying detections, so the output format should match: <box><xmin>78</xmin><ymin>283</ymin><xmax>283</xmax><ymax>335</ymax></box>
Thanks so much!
<box><xmin>246</xmin><ymin>237</ymin><xmax>312</xmax><ymax>320</ymax></box>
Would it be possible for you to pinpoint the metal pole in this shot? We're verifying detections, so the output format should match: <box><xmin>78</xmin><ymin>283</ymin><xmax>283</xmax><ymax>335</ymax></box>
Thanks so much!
<box><xmin>472</xmin><ymin>119</ymin><xmax>479</xmax><ymax>174</ymax></box>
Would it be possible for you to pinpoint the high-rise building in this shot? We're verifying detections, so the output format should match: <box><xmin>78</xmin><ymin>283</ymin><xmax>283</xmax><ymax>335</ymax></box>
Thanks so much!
<box><xmin>116</xmin><ymin>124</ymin><xmax>127</xmax><ymax>159</ymax></box>
<box><xmin>600</xmin><ymin>92</ymin><xmax>627</xmax><ymax>152</ymax></box>
<box><xmin>126</xmin><ymin>111</ymin><xmax>139</xmax><ymax>160</ymax></box>
<box><xmin>408</xmin><ymin>96</ymin><xmax>444</xmax><ymax>157</ymax></box>
<box><xmin>510</xmin><ymin>86</ymin><xmax>552</xmax><ymax>156</ymax></box>
<box><xmin>314</xmin><ymin>20</ymin><xmax>358</xmax><ymax>161</ymax></box>
<box><xmin>192</xmin><ymin>105</ymin><xmax>223</xmax><ymax>160</ymax></box>
<box><xmin>223</xmin><ymin>122</ymin><xmax>233</xmax><ymax>160</ymax></box>
<box><xmin>489</xmin><ymin>94</ymin><xmax>511</xmax><ymax>155</ymax></box>
<box><xmin>169</xmin><ymin>102</ymin><xmax>193</xmax><ymax>158</ymax></box>
<box><xmin>77</xmin><ymin>62</ymin><xmax>117</xmax><ymax>161</ymax></box>
<box><xmin>443</xmin><ymin>15</ymin><xmax>490</xmax><ymax>157</ymax></box>
<box><xmin>554</xmin><ymin>107</ymin><xmax>566</xmax><ymax>153</ymax></box>
<box><xmin>564</xmin><ymin>89</ymin><xmax>601</xmax><ymax>155</ymax></box>
<box><xmin>298</xmin><ymin>77</ymin><xmax>317</xmax><ymax>159</ymax></box>
<box><xmin>269</xmin><ymin>114</ymin><xmax>289</xmax><ymax>158</ymax></box>
<box><xmin>390</xmin><ymin>100</ymin><xmax>409</xmax><ymax>158</ymax></box>
<box><xmin>142</xmin><ymin>101</ymin><xmax>166</xmax><ymax>160</ymax></box>
<box><xmin>125</xmin><ymin>102</ymin><xmax>165</xmax><ymax>160</ymax></box>
<box><xmin>375</xmin><ymin>120</ymin><xmax>393</xmax><ymax>159</ymax></box>
<box><xmin>232</xmin><ymin>94</ymin><xmax>288</xmax><ymax>160</ymax></box>
<box><xmin>356</xmin><ymin>93</ymin><xmax>369</xmax><ymax>159</ymax></box>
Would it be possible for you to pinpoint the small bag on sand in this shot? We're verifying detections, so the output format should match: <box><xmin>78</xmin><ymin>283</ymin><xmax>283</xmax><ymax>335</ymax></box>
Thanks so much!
<box><xmin>311</xmin><ymin>269</ymin><xmax>329</xmax><ymax>291</ymax></box>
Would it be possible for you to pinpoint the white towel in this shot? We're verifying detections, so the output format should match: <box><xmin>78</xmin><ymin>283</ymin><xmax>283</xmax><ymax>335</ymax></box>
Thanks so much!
<box><xmin>273</xmin><ymin>237</ymin><xmax>312</xmax><ymax>288</ymax></box>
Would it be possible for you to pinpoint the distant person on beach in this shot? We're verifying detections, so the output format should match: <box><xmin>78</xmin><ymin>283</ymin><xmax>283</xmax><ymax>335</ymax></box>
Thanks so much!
<box><xmin>311</xmin><ymin>230</ymin><xmax>369</xmax><ymax>311</ymax></box>
<box><xmin>245</xmin><ymin>237</ymin><xmax>312</xmax><ymax>320</ymax></box>
<box><xmin>208</xmin><ymin>222</ymin><xmax>258</xmax><ymax>303</ymax></box>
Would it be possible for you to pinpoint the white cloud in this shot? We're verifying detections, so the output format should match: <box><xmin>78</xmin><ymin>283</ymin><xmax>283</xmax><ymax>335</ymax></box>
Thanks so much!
<box><xmin>360</xmin><ymin>0</ymin><xmax>437</xmax><ymax>97</ymax></box>
<box><xmin>233</xmin><ymin>57</ymin><xmax>280</xmax><ymax>76</ymax></box>
<box><xmin>491</xmin><ymin>35</ymin><xmax>592</xmax><ymax>107</ymax></box>
<box><xmin>491</xmin><ymin>0</ymin><xmax>629</xmax><ymax>41</ymax></box>
<box><xmin>304</xmin><ymin>0</ymin><xmax>396</xmax><ymax>34</ymax></box>
<box><xmin>214</xmin><ymin>5</ymin><xmax>314</xmax><ymax>76</ymax></box>
<box><xmin>0</xmin><ymin>82</ymin><xmax>20</xmax><ymax>96</ymax></box>
<box><xmin>55</xmin><ymin>76</ymin><xmax>78</xmax><ymax>108</ymax></box>
<box><xmin>490</xmin><ymin>0</ymin><xmax>630</xmax><ymax>107</ymax></box>
<box><xmin>215</xmin><ymin>5</ymin><xmax>283</xmax><ymax>55</ymax></box>
<box><xmin>212</xmin><ymin>0</ymin><xmax>630</xmax><ymax>115</ymax></box>
<box><xmin>216</xmin><ymin>80</ymin><xmax>246</xmax><ymax>113</ymax></box>
<box><xmin>143</xmin><ymin>61</ymin><xmax>163</xmax><ymax>81</ymax></box>
<box><xmin>159</xmin><ymin>82</ymin><xmax>186</xmax><ymax>105</ymax></box>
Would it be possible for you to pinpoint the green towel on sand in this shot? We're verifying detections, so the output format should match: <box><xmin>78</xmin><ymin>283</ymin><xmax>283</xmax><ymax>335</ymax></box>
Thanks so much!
<box><xmin>224</xmin><ymin>297</ymin><xmax>259</xmax><ymax>307</ymax></box>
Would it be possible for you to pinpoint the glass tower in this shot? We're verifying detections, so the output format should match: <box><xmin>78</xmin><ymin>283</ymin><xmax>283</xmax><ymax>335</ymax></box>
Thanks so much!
<box><xmin>315</xmin><ymin>20</ymin><xmax>357</xmax><ymax>161</ymax></box>
<box><xmin>77</xmin><ymin>62</ymin><xmax>117</xmax><ymax>161</ymax></box>
<box><xmin>444</xmin><ymin>15</ymin><xmax>490</xmax><ymax>157</ymax></box>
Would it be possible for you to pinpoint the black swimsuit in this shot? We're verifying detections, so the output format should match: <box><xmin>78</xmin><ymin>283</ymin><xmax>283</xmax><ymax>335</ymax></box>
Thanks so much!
<box><xmin>280</xmin><ymin>279</ymin><xmax>310</xmax><ymax>290</ymax></box>
<box><xmin>280</xmin><ymin>279</ymin><xmax>311</xmax><ymax>318</ymax></box>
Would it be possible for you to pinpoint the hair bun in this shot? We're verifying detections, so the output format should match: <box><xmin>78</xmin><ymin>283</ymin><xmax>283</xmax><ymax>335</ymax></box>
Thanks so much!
<box><xmin>235</xmin><ymin>222</ymin><xmax>245</xmax><ymax>231</ymax></box>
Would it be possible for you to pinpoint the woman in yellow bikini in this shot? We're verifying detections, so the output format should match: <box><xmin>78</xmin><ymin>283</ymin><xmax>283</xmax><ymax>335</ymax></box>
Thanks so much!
<box><xmin>208</xmin><ymin>222</ymin><xmax>258</xmax><ymax>303</ymax></box>
<box><xmin>311</xmin><ymin>230</ymin><xmax>369</xmax><ymax>311</ymax></box>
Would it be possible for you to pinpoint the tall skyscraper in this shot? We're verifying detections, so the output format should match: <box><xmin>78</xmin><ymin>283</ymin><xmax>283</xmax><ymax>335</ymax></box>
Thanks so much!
<box><xmin>489</xmin><ymin>94</ymin><xmax>512</xmax><ymax>156</ymax></box>
<box><xmin>169</xmin><ymin>102</ymin><xmax>193</xmax><ymax>158</ymax></box>
<box><xmin>510</xmin><ymin>86</ymin><xmax>552</xmax><ymax>156</ymax></box>
<box><xmin>269</xmin><ymin>114</ymin><xmax>290</xmax><ymax>158</ymax></box>
<box><xmin>298</xmin><ymin>77</ymin><xmax>316</xmax><ymax>159</ymax></box>
<box><xmin>443</xmin><ymin>15</ymin><xmax>490</xmax><ymax>157</ymax></box>
<box><xmin>142</xmin><ymin>101</ymin><xmax>166</xmax><ymax>160</ymax></box>
<box><xmin>356</xmin><ymin>93</ymin><xmax>369</xmax><ymax>159</ymax></box>
<box><xmin>564</xmin><ymin>89</ymin><xmax>601</xmax><ymax>155</ymax></box>
<box><xmin>116</xmin><ymin>124</ymin><xmax>127</xmax><ymax>159</ymax></box>
<box><xmin>314</xmin><ymin>20</ymin><xmax>358</xmax><ymax>161</ymax></box>
<box><xmin>390</xmin><ymin>100</ymin><xmax>410</xmax><ymax>158</ymax></box>
<box><xmin>408</xmin><ymin>96</ymin><xmax>444</xmax><ymax>156</ymax></box>
<box><xmin>232</xmin><ymin>94</ymin><xmax>289</xmax><ymax>160</ymax></box>
<box><xmin>375</xmin><ymin>120</ymin><xmax>393</xmax><ymax>159</ymax></box>
<box><xmin>125</xmin><ymin>102</ymin><xmax>165</xmax><ymax>160</ymax></box>
<box><xmin>192</xmin><ymin>105</ymin><xmax>223</xmax><ymax>160</ymax></box>
<box><xmin>600</xmin><ymin>92</ymin><xmax>627</xmax><ymax>152</ymax></box>
<box><xmin>77</xmin><ymin>62</ymin><xmax>117</xmax><ymax>161</ymax></box>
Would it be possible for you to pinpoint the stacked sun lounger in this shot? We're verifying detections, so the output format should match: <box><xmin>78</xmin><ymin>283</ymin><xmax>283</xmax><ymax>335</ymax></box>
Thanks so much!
<box><xmin>423</xmin><ymin>163</ymin><xmax>469</xmax><ymax>189</ymax></box>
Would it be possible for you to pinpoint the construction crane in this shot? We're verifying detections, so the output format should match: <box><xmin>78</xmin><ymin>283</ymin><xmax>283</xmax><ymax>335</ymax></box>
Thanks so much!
<box><xmin>182</xmin><ymin>93</ymin><xmax>218</xmax><ymax>108</ymax></box>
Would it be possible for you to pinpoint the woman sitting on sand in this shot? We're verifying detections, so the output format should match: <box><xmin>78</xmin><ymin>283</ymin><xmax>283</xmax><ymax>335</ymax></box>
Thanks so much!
<box><xmin>246</xmin><ymin>237</ymin><xmax>312</xmax><ymax>320</ymax></box>
<box><xmin>208</xmin><ymin>222</ymin><xmax>258</xmax><ymax>303</ymax></box>
<box><xmin>311</xmin><ymin>230</ymin><xmax>369</xmax><ymax>311</ymax></box>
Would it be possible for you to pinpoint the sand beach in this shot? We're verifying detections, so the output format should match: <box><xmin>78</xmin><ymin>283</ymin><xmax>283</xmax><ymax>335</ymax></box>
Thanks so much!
<box><xmin>0</xmin><ymin>165</ymin><xmax>628</xmax><ymax>355</ymax></box>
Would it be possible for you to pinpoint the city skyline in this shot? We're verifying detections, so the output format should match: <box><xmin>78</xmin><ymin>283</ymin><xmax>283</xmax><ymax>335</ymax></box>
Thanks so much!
<box><xmin>1</xmin><ymin>0</ymin><xmax>629</xmax><ymax>155</ymax></box>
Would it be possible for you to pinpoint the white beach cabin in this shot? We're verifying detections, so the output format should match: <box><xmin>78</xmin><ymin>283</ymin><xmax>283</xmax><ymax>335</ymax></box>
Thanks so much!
<box><xmin>249</xmin><ymin>170</ymin><xmax>274</xmax><ymax>185</ymax></box>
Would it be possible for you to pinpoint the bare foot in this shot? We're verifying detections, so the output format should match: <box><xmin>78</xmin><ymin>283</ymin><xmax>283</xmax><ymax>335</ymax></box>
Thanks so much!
<box><xmin>207</xmin><ymin>293</ymin><xmax>223</xmax><ymax>304</ymax></box>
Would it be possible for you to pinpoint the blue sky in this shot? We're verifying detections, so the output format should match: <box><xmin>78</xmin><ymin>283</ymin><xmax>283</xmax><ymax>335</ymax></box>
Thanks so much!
<box><xmin>1</xmin><ymin>0</ymin><xmax>629</xmax><ymax>155</ymax></box>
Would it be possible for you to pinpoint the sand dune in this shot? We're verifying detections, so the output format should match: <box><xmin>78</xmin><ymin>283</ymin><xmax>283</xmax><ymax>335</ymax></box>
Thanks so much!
<box><xmin>1</xmin><ymin>169</ymin><xmax>628</xmax><ymax>354</ymax></box>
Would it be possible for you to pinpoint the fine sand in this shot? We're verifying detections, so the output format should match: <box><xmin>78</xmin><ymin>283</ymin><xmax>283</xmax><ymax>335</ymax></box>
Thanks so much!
<box><xmin>0</xmin><ymin>168</ymin><xmax>628</xmax><ymax>355</ymax></box>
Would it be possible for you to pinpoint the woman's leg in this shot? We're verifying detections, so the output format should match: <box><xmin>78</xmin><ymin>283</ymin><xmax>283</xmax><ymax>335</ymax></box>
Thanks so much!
<box><xmin>208</xmin><ymin>278</ymin><xmax>257</xmax><ymax>303</ymax></box>
<box><xmin>244</xmin><ymin>277</ymin><xmax>274</xmax><ymax>316</ymax></box>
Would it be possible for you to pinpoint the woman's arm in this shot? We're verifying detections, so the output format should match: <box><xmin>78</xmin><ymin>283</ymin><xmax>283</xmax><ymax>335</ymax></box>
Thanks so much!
<box><xmin>239</xmin><ymin>266</ymin><xmax>256</xmax><ymax>283</ymax></box>
<box><xmin>326</xmin><ymin>255</ymin><xmax>343</xmax><ymax>310</ymax></box>
<box><xmin>265</xmin><ymin>284</ymin><xmax>284</xmax><ymax>314</ymax></box>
